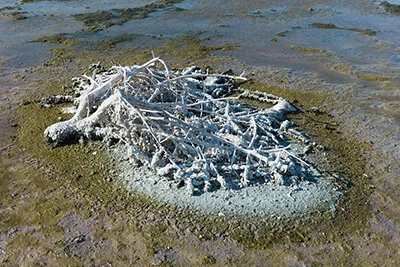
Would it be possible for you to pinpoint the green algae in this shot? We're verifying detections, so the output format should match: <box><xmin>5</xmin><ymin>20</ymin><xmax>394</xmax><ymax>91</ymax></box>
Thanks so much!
<box><xmin>6</xmin><ymin>11</ymin><xmax>28</xmax><ymax>20</ymax></box>
<box><xmin>157</xmin><ymin>0</ymin><xmax>183</xmax><ymax>4</ymax></box>
<box><xmin>346</xmin><ymin>27</ymin><xmax>377</xmax><ymax>36</ymax></box>
<box><xmin>33</xmin><ymin>35</ymin><xmax>237</xmax><ymax>73</ymax></box>
<box><xmin>30</xmin><ymin>33</ymin><xmax>80</xmax><ymax>46</ymax></box>
<box><xmin>0</xmin><ymin>6</ymin><xmax>19</xmax><ymax>12</ymax></box>
<box><xmin>330</xmin><ymin>63</ymin><xmax>358</xmax><ymax>76</ymax></box>
<box><xmin>380</xmin><ymin>1</ymin><xmax>400</xmax><ymax>14</ymax></box>
<box><xmin>30</xmin><ymin>31</ymin><xmax>157</xmax><ymax>52</ymax></box>
<box><xmin>381</xmin><ymin>80</ymin><xmax>400</xmax><ymax>91</ymax></box>
<box><xmin>72</xmin><ymin>1</ymin><xmax>183</xmax><ymax>32</ymax></box>
<box><xmin>311</xmin><ymin>22</ymin><xmax>338</xmax><ymax>29</ymax></box>
<box><xmin>202</xmin><ymin>255</ymin><xmax>217</xmax><ymax>265</ymax></box>
<box><xmin>275</xmin><ymin>30</ymin><xmax>288</xmax><ymax>37</ymax></box>
<box><xmin>291</xmin><ymin>45</ymin><xmax>326</xmax><ymax>54</ymax></box>
<box><xmin>310</xmin><ymin>23</ymin><xmax>377</xmax><ymax>36</ymax></box>
<box><xmin>361</xmin><ymin>75</ymin><xmax>393</xmax><ymax>82</ymax></box>
<box><xmin>155</xmin><ymin>36</ymin><xmax>238</xmax><ymax>64</ymax></box>
<box><xmin>72</xmin><ymin>4</ymin><xmax>162</xmax><ymax>31</ymax></box>
<box><xmin>99</xmin><ymin>33</ymin><xmax>140</xmax><ymax>46</ymax></box>
<box><xmin>21</xmin><ymin>0</ymin><xmax>75</xmax><ymax>2</ymax></box>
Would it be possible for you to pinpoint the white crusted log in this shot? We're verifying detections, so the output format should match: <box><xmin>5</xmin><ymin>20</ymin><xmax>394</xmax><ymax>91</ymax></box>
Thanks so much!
<box><xmin>44</xmin><ymin>93</ymin><xmax>119</xmax><ymax>144</ymax></box>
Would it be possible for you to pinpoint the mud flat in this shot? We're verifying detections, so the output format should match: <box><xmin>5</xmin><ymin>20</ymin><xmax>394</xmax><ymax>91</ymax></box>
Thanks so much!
<box><xmin>1</xmin><ymin>0</ymin><xmax>399</xmax><ymax>266</ymax></box>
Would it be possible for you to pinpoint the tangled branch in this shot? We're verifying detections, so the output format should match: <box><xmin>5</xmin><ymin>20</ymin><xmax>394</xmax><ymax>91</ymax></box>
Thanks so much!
<box><xmin>45</xmin><ymin>58</ymin><xmax>316</xmax><ymax>194</ymax></box>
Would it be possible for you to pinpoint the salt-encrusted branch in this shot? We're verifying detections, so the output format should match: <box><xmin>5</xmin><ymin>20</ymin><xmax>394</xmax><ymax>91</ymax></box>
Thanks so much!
<box><xmin>44</xmin><ymin>57</ymin><xmax>318</xmax><ymax>194</ymax></box>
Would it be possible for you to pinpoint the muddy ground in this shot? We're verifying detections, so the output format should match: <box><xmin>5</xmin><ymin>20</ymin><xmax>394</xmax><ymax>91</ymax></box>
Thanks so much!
<box><xmin>1</xmin><ymin>0</ymin><xmax>399</xmax><ymax>266</ymax></box>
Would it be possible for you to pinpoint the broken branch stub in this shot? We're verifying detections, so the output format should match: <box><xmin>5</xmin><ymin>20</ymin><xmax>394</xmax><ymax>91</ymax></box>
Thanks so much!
<box><xmin>44</xmin><ymin>58</ymin><xmax>316</xmax><ymax>194</ymax></box>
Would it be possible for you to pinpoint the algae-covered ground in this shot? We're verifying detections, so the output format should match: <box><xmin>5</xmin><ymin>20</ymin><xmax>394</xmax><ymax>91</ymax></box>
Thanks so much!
<box><xmin>0</xmin><ymin>35</ymin><xmax>394</xmax><ymax>266</ymax></box>
<box><xmin>381</xmin><ymin>1</ymin><xmax>400</xmax><ymax>14</ymax></box>
<box><xmin>1</xmin><ymin>0</ymin><xmax>399</xmax><ymax>266</ymax></box>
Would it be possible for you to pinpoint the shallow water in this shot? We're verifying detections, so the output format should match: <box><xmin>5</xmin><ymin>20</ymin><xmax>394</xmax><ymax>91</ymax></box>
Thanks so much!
<box><xmin>1</xmin><ymin>0</ymin><xmax>399</xmax><ymax>265</ymax></box>
<box><xmin>2</xmin><ymin>1</ymin><xmax>399</xmax><ymax>118</ymax></box>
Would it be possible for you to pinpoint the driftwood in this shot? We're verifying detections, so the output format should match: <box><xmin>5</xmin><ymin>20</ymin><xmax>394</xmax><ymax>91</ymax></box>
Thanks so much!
<box><xmin>44</xmin><ymin>58</ymin><xmax>316</xmax><ymax>194</ymax></box>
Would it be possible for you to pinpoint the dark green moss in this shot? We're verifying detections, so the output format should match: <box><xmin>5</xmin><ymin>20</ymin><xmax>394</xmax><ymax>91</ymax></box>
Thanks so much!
<box><xmin>380</xmin><ymin>1</ymin><xmax>400</xmax><ymax>14</ymax></box>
